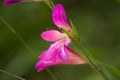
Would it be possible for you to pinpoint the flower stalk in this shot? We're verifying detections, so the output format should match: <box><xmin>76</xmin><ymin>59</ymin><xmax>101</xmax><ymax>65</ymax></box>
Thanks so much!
<box><xmin>42</xmin><ymin>0</ymin><xmax>54</xmax><ymax>10</ymax></box>
<box><xmin>63</xmin><ymin>26</ymin><xmax>109</xmax><ymax>80</ymax></box>
<box><xmin>71</xmin><ymin>37</ymin><xmax>110</xmax><ymax>80</ymax></box>
<box><xmin>45</xmin><ymin>0</ymin><xmax>110</xmax><ymax>79</ymax></box>
<box><xmin>0</xmin><ymin>69</ymin><xmax>26</xmax><ymax>80</ymax></box>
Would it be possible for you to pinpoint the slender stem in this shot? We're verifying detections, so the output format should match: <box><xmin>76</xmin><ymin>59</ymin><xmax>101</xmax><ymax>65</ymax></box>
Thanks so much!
<box><xmin>72</xmin><ymin>38</ymin><xmax>110</xmax><ymax>80</ymax></box>
<box><xmin>43</xmin><ymin>0</ymin><xmax>54</xmax><ymax>10</ymax></box>
<box><xmin>0</xmin><ymin>16</ymin><xmax>36</xmax><ymax>58</ymax></box>
<box><xmin>0</xmin><ymin>69</ymin><xmax>26</xmax><ymax>80</ymax></box>
<box><xmin>0</xmin><ymin>16</ymin><xmax>58</xmax><ymax>80</ymax></box>
<box><xmin>64</xmin><ymin>29</ymin><xmax>109</xmax><ymax>80</ymax></box>
<box><xmin>46</xmin><ymin>68</ymin><xmax>57</xmax><ymax>80</ymax></box>
<box><xmin>48</xmin><ymin>0</ymin><xmax>54</xmax><ymax>9</ymax></box>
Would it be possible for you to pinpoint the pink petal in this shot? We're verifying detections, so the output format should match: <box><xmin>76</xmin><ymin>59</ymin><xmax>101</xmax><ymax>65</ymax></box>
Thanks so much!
<box><xmin>39</xmin><ymin>42</ymin><xmax>58</xmax><ymax>60</ymax></box>
<box><xmin>64</xmin><ymin>38</ymin><xmax>71</xmax><ymax>46</ymax></box>
<box><xmin>3</xmin><ymin>0</ymin><xmax>41</xmax><ymax>6</ymax></box>
<box><xmin>41</xmin><ymin>30</ymin><xmax>69</xmax><ymax>42</ymax></box>
<box><xmin>35</xmin><ymin>46</ymin><xmax>86</xmax><ymax>72</ymax></box>
<box><xmin>36</xmin><ymin>55</ymin><xmax>58</xmax><ymax>72</ymax></box>
<box><xmin>59</xmin><ymin>46</ymin><xmax>68</xmax><ymax>61</ymax></box>
<box><xmin>38</xmin><ymin>51</ymin><xmax>47</xmax><ymax>60</ymax></box>
<box><xmin>35</xmin><ymin>61</ymin><xmax>46</xmax><ymax>71</ymax></box>
<box><xmin>39</xmin><ymin>41</ymin><xmax>63</xmax><ymax>61</ymax></box>
<box><xmin>35</xmin><ymin>59</ymin><xmax>56</xmax><ymax>72</ymax></box>
<box><xmin>59</xmin><ymin>46</ymin><xmax>86</xmax><ymax>64</ymax></box>
<box><xmin>52</xmin><ymin>4</ymin><xmax>71</xmax><ymax>29</ymax></box>
<box><xmin>4</xmin><ymin>0</ymin><xmax>21</xmax><ymax>6</ymax></box>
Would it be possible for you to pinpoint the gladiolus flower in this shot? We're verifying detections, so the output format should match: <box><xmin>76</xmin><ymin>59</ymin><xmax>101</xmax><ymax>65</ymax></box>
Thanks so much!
<box><xmin>35</xmin><ymin>30</ymin><xmax>86</xmax><ymax>71</ymax></box>
<box><xmin>52</xmin><ymin>4</ymin><xmax>71</xmax><ymax>30</ymax></box>
<box><xmin>3</xmin><ymin>0</ymin><xmax>41</xmax><ymax>6</ymax></box>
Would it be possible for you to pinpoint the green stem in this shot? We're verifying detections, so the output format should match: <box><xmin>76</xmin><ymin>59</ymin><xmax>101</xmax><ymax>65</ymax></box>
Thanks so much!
<box><xmin>0</xmin><ymin>16</ymin><xmax>36</xmax><ymax>58</ymax></box>
<box><xmin>48</xmin><ymin>0</ymin><xmax>54</xmax><ymax>9</ymax></box>
<box><xmin>64</xmin><ymin>28</ymin><xmax>110</xmax><ymax>80</ymax></box>
<box><xmin>0</xmin><ymin>16</ymin><xmax>58</xmax><ymax>80</ymax></box>
<box><xmin>72</xmin><ymin>38</ymin><xmax>110</xmax><ymax>80</ymax></box>
<box><xmin>43</xmin><ymin>0</ymin><xmax>54</xmax><ymax>10</ymax></box>
<box><xmin>46</xmin><ymin>68</ymin><xmax>58</xmax><ymax>80</ymax></box>
<box><xmin>0</xmin><ymin>69</ymin><xmax>26</xmax><ymax>80</ymax></box>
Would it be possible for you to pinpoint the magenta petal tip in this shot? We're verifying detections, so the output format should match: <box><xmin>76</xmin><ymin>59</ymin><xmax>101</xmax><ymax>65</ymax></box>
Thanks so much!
<box><xmin>3</xmin><ymin>0</ymin><xmax>21</xmax><ymax>6</ymax></box>
<box><xmin>52</xmin><ymin>3</ymin><xmax>71</xmax><ymax>29</ymax></box>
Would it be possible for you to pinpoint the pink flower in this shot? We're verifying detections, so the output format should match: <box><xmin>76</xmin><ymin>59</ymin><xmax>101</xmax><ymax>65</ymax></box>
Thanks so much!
<box><xmin>35</xmin><ymin>30</ymin><xmax>86</xmax><ymax>71</ymax></box>
<box><xmin>52</xmin><ymin>4</ymin><xmax>71</xmax><ymax>30</ymax></box>
<box><xmin>4</xmin><ymin>0</ymin><xmax>20</xmax><ymax>6</ymax></box>
<box><xmin>3</xmin><ymin>0</ymin><xmax>40</xmax><ymax>6</ymax></box>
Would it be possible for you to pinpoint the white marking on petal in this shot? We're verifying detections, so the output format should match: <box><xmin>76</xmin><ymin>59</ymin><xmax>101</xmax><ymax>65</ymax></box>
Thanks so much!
<box><xmin>59</xmin><ymin>45</ymin><xmax>68</xmax><ymax>61</ymax></box>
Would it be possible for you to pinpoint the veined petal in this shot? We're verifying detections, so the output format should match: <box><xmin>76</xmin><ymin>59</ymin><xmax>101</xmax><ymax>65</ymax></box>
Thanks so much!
<box><xmin>36</xmin><ymin>51</ymin><xmax>59</xmax><ymax>72</ymax></box>
<box><xmin>59</xmin><ymin>46</ymin><xmax>68</xmax><ymax>61</ymax></box>
<box><xmin>59</xmin><ymin>46</ymin><xmax>86</xmax><ymax>64</ymax></box>
<box><xmin>39</xmin><ymin>42</ymin><xmax>58</xmax><ymax>60</ymax></box>
<box><xmin>35</xmin><ymin>60</ymin><xmax>55</xmax><ymax>72</ymax></box>
<box><xmin>39</xmin><ymin>40</ymin><xmax>62</xmax><ymax>61</ymax></box>
<box><xmin>35</xmin><ymin>60</ymin><xmax>46</xmax><ymax>72</ymax></box>
<box><xmin>3</xmin><ymin>0</ymin><xmax>41</xmax><ymax>6</ymax></box>
<box><xmin>35</xmin><ymin>46</ymin><xmax>86</xmax><ymax>72</ymax></box>
<box><xmin>52</xmin><ymin>4</ymin><xmax>71</xmax><ymax>29</ymax></box>
<box><xmin>41</xmin><ymin>30</ymin><xmax>69</xmax><ymax>42</ymax></box>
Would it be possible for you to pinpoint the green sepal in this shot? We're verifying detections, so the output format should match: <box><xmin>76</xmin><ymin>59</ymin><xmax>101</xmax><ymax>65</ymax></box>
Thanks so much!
<box><xmin>69</xmin><ymin>19</ymin><xmax>79</xmax><ymax>41</ymax></box>
<box><xmin>43</xmin><ymin>0</ymin><xmax>54</xmax><ymax>10</ymax></box>
<box><xmin>63</xmin><ymin>28</ymin><xmax>73</xmax><ymax>39</ymax></box>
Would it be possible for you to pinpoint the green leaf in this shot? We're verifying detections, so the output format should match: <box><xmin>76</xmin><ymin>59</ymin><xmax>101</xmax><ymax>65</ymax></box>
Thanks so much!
<box><xmin>97</xmin><ymin>60</ymin><xmax>120</xmax><ymax>79</ymax></box>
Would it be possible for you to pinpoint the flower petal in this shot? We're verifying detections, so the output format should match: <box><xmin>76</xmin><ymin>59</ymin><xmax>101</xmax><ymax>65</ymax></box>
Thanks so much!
<box><xmin>36</xmin><ymin>46</ymin><xmax>86</xmax><ymax>72</ymax></box>
<box><xmin>35</xmin><ymin>60</ymin><xmax>56</xmax><ymax>72</ymax></box>
<box><xmin>52</xmin><ymin>4</ymin><xmax>71</xmax><ymax>29</ymax></box>
<box><xmin>41</xmin><ymin>30</ymin><xmax>68</xmax><ymax>42</ymax></box>
<box><xmin>58</xmin><ymin>46</ymin><xmax>86</xmax><ymax>64</ymax></box>
<box><xmin>3</xmin><ymin>0</ymin><xmax>41</xmax><ymax>6</ymax></box>
<box><xmin>39</xmin><ymin>41</ymin><xmax>61</xmax><ymax>61</ymax></box>
<box><xmin>36</xmin><ymin>55</ymin><xmax>57</xmax><ymax>72</ymax></box>
<box><xmin>35</xmin><ymin>60</ymin><xmax>46</xmax><ymax>72</ymax></box>
<box><xmin>65</xmin><ymin>46</ymin><xmax>86</xmax><ymax>64</ymax></box>
<box><xmin>59</xmin><ymin>46</ymin><xmax>68</xmax><ymax>61</ymax></box>
<box><xmin>4</xmin><ymin>0</ymin><xmax>21</xmax><ymax>6</ymax></box>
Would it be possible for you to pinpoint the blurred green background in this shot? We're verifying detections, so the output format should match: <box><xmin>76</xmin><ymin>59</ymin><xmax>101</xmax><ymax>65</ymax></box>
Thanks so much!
<box><xmin>0</xmin><ymin>0</ymin><xmax>120</xmax><ymax>80</ymax></box>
